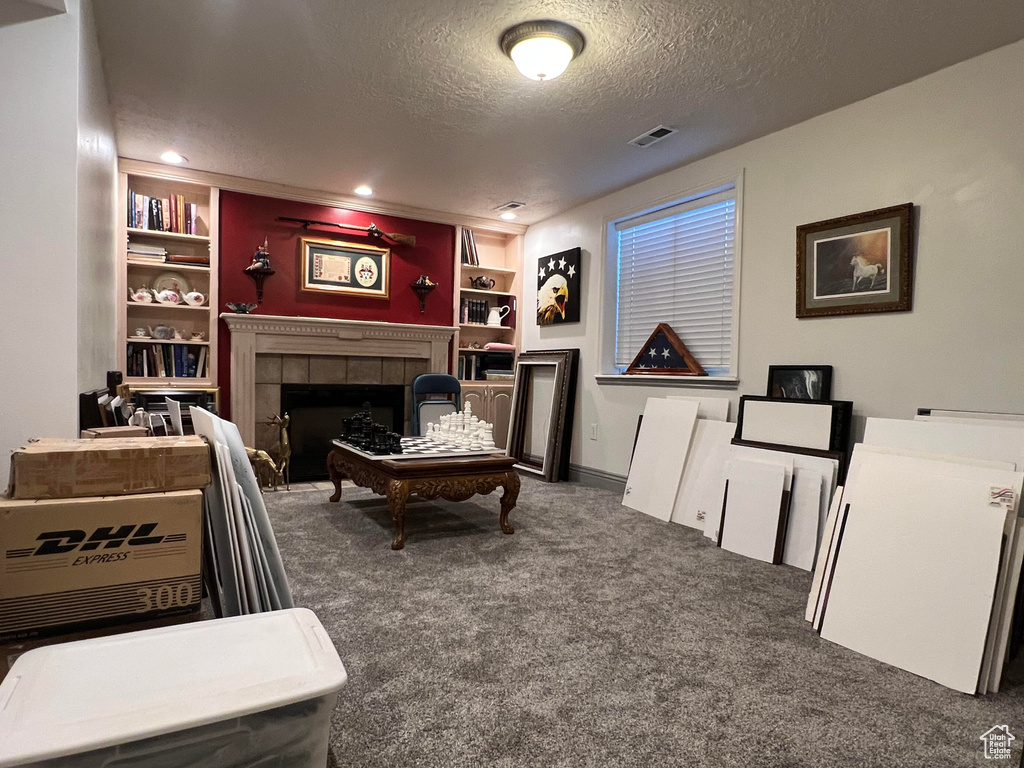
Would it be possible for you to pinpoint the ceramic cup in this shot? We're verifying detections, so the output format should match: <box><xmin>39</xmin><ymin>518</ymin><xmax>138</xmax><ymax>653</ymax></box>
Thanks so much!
<box><xmin>191</xmin><ymin>332</ymin><xmax>205</xmax><ymax>341</ymax></box>
<box><xmin>134</xmin><ymin>328</ymin><xmax>147</xmax><ymax>338</ymax></box>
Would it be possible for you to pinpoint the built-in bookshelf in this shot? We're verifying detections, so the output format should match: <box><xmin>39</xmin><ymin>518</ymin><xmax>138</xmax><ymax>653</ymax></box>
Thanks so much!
<box><xmin>454</xmin><ymin>227</ymin><xmax>522</xmax><ymax>385</ymax></box>
<box><xmin>116</xmin><ymin>162</ymin><xmax>220</xmax><ymax>387</ymax></box>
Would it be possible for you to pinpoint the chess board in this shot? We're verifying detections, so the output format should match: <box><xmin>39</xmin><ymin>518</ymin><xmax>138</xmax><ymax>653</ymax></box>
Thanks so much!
<box><xmin>333</xmin><ymin>437</ymin><xmax>503</xmax><ymax>461</ymax></box>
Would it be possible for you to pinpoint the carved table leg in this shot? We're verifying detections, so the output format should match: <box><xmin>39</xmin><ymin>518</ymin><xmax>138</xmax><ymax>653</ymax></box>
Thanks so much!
<box><xmin>327</xmin><ymin>451</ymin><xmax>345</xmax><ymax>503</ymax></box>
<box><xmin>387</xmin><ymin>479</ymin><xmax>411</xmax><ymax>550</ymax></box>
<box><xmin>499</xmin><ymin>470</ymin><xmax>520</xmax><ymax>535</ymax></box>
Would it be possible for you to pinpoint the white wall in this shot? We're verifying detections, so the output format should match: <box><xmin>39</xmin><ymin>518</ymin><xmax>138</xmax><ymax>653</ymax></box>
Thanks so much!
<box><xmin>0</xmin><ymin>0</ymin><xmax>117</xmax><ymax>489</ymax></box>
<box><xmin>76</xmin><ymin>0</ymin><xmax>118</xmax><ymax>391</ymax></box>
<box><xmin>523</xmin><ymin>39</ymin><xmax>1024</xmax><ymax>480</ymax></box>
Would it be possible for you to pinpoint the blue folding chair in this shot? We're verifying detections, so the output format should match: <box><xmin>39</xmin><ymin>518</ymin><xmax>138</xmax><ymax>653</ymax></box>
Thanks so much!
<box><xmin>411</xmin><ymin>374</ymin><xmax>461</xmax><ymax>436</ymax></box>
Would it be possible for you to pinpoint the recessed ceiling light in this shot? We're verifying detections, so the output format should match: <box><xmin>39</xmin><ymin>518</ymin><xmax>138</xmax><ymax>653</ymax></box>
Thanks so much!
<box><xmin>160</xmin><ymin>151</ymin><xmax>186</xmax><ymax>164</ymax></box>
<box><xmin>354</xmin><ymin>185</ymin><xmax>373</xmax><ymax>196</ymax></box>
<box><xmin>500</xmin><ymin>20</ymin><xmax>585</xmax><ymax>81</ymax></box>
<box><xmin>499</xmin><ymin>212</ymin><xmax>518</xmax><ymax>221</ymax></box>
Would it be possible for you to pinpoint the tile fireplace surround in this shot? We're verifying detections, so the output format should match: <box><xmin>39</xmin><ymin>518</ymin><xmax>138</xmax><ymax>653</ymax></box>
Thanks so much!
<box><xmin>221</xmin><ymin>314</ymin><xmax>457</xmax><ymax>448</ymax></box>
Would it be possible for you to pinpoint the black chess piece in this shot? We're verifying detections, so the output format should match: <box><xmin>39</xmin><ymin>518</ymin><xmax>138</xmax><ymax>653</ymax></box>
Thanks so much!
<box><xmin>389</xmin><ymin>433</ymin><xmax>403</xmax><ymax>454</ymax></box>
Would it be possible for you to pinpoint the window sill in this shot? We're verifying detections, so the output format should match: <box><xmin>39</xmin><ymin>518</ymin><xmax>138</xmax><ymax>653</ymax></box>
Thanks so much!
<box><xmin>594</xmin><ymin>374</ymin><xmax>739</xmax><ymax>389</ymax></box>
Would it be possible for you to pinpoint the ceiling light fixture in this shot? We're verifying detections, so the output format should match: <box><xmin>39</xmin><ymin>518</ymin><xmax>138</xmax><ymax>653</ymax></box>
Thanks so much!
<box><xmin>160</xmin><ymin>150</ymin><xmax>186</xmax><ymax>164</ymax></box>
<box><xmin>354</xmin><ymin>185</ymin><xmax>373</xmax><ymax>196</ymax></box>
<box><xmin>500</xmin><ymin>20</ymin><xmax>585</xmax><ymax>81</ymax></box>
<box><xmin>499</xmin><ymin>212</ymin><xmax>518</xmax><ymax>221</ymax></box>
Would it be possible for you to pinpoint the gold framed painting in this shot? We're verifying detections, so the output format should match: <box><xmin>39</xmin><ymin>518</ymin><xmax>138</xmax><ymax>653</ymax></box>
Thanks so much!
<box><xmin>300</xmin><ymin>237</ymin><xmax>390</xmax><ymax>298</ymax></box>
<box><xmin>796</xmin><ymin>203</ymin><xmax>914</xmax><ymax>318</ymax></box>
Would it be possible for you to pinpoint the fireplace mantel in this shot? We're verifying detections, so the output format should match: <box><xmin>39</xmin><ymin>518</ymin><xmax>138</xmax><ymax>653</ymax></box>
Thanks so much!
<box><xmin>222</xmin><ymin>314</ymin><xmax>457</xmax><ymax>444</ymax></box>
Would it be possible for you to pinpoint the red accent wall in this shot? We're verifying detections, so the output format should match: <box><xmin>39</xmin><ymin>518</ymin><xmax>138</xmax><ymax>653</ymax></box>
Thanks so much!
<box><xmin>218</xmin><ymin>191</ymin><xmax>455</xmax><ymax>418</ymax></box>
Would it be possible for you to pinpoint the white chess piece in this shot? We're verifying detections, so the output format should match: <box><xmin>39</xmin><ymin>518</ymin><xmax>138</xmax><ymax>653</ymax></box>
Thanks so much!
<box><xmin>481</xmin><ymin>423</ymin><xmax>496</xmax><ymax>451</ymax></box>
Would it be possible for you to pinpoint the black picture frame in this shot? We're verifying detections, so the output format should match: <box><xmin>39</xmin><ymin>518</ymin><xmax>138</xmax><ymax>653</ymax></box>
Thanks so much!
<box><xmin>507</xmin><ymin>349</ymin><xmax>579</xmax><ymax>482</ymax></box>
<box><xmin>536</xmin><ymin>247</ymin><xmax>581</xmax><ymax>325</ymax></box>
<box><xmin>734</xmin><ymin>395</ymin><xmax>853</xmax><ymax>477</ymax></box>
<box><xmin>766</xmin><ymin>365</ymin><xmax>833</xmax><ymax>401</ymax></box>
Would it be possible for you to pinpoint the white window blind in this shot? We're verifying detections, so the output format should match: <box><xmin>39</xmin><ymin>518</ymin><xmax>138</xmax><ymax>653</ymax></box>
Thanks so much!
<box><xmin>615</xmin><ymin>189</ymin><xmax>736</xmax><ymax>374</ymax></box>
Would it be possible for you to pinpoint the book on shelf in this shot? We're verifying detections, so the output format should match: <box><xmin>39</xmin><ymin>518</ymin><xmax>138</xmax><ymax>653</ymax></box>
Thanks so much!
<box><xmin>165</xmin><ymin>254</ymin><xmax>210</xmax><ymax>265</ymax></box>
<box><xmin>128</xmin><ymin>189</ymin><xmax>199</xmax><ymax>234</ymax></box>
<box><xmin>126</xmin><ymin>341</ymin><xmax>208</xmax><ymax>379</ymax></box>
<box><xmin>459</xmin><ymin>298</ymin><xmax>490</xmax><ymax>324</ymax></box>
<box><xmin>460</xmin><ymin>229</ymin><xmax>479</xmax><ymax>266</ymax></box>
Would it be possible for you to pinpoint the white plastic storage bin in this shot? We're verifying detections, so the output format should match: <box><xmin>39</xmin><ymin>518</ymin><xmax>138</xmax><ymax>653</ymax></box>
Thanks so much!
<box><xmin>0</xmin><ymin>608</ymin><xmax>347</xmax><ymax>767</ymax></box>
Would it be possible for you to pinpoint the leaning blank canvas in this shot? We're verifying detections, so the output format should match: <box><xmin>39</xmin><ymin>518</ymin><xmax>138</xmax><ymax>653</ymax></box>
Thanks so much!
<box><xmin>622</xmin><ymin>398</ymin><xmax>699</xmax><ymax>521</ymax></box>
<box><xmin>719</xmin><ymin>459</ymin><xmax>787</xmax><ymax>563</ymax></box>
<box><xmin>783</xmin><ymin>468</ymin><xmax>825</xmax><ymax>571</ymax></box>
<box><xmin>666</xmin><ymin>395</ymin><xmax>730</xmax><ymax>421</ymax></box>
<box><xmin>670</xmin><ymin>419</ymin><xmax>737</xmax><ymax>529</ymax></box>
<box><xmin>819</xmin><ymin>452</ymin><xmax>1020</xmax><ymax>693</ymax></box>
<box><xmin>863</xmin><ymin>417</ymin><xmax>1024</xmax><ymax>471</ymax></box>
<box><xmin>739</xmin><ymin>400</ymin><xmax>833</xmax><ymax>451</ymax></box>
<box><xmin>806</xmin><ymin>486</ymin><xmax>844</xmax><ymax>623</ymax></box>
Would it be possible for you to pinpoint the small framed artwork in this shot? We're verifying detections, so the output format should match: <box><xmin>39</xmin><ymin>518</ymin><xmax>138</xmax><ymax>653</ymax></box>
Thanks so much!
<box><xmin>537</xmin><ymin>247</ymin><xmax>581</xmax><ymax>325</ymax></box>
<box><xmin>767</xmin><ymin>365</ymin><xmax>833</xmax><ymax>401</ymax></box>
<box><xmin>300</xmin><ymin>237</ymin><xmax>389</xmax><ymax>298</ymax></box>
<box><xmin>796</xmin><ymin>203</ymin><xmax>914</xmax><ymax>318</ymax></box>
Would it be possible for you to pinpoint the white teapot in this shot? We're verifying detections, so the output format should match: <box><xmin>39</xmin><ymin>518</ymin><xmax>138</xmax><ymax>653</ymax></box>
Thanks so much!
<box><xmin>183</xmin><ymin>291</ymin><xmax>206</xmax><ymax>306</ymax></box>
<box><xmin>147</xmin><ymin>325</ymin><xmax>176</xmax><ymax>340</ymax></box>
<box><xmin>486</xmin><ymin>305</ymin><xmax>511</xmax><ymax>327</ymax></box>
<box><xmin>129</xmin><ymin>286</ymin><xmax>153</xmax><ymax>303</ymax></box>
<box><xmin>155</xmin><ymin>288</ymin><xmax>181</xmax><ymax>305</ymax></box>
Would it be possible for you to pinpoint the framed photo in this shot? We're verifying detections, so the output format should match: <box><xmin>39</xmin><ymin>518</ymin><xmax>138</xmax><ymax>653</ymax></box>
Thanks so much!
<box><xmin>537</xmin><ymin>247</ymin><xmax>581</xmax><ymax>325</ymax></box>
<box><xmin>796</xmin><ymin>203</ymin><xmax>914</xmax><ymax>318</ymax></box>
<box><xmin>767</xmin><ymin>365</ymin><xmax>833</xmax><ymax>401</ymax></box>
<box><xmin>300</xmin><ymin>237</ymin><xmax>389</xmax><ymax>298</ymax></box>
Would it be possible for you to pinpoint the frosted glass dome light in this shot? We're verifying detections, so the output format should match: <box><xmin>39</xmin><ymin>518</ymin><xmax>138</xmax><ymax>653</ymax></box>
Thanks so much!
<box><xmin>500</xmin><ymin>21</ymin><xmax>585</xmax><ymax>82</ymax></box>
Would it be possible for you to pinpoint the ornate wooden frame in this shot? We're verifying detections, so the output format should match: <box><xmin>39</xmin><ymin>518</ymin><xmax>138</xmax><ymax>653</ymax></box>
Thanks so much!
<box><xmin>796</xmin><ymin>203</ymin><xmax>914</xmax><ymax>318</ymax></box>
<box><xmin>506</xmin><ymin>348</ymin><xmax>580</xmax><ymax>482</ymax></box>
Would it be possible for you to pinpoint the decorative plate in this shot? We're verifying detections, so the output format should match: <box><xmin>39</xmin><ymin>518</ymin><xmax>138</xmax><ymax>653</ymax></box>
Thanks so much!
<box><xmin>152</xmin><ymin>271</ymin><xmax>191</xmax><ymax>296</ymax></box>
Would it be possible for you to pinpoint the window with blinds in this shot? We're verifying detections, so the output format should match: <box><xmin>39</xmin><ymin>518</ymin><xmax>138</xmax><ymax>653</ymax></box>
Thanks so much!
<box><xmin>615</xmin><ymin>187</ymin><xmax>737</xmax><ymax>375</ymax></box>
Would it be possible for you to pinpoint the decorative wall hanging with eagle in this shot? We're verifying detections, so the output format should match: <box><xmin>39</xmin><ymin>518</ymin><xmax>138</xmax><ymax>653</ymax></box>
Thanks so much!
<box><xmin>537</xmin><ymin>247</ymin><xmax>581</xmax><ymax>325</ymax></box>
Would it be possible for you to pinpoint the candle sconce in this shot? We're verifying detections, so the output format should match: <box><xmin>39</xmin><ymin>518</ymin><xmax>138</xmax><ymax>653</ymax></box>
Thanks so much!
<box><xmin>410</xmin><ymin>274</ymin><xmax>437</xmax><ymax>313</ymax></box>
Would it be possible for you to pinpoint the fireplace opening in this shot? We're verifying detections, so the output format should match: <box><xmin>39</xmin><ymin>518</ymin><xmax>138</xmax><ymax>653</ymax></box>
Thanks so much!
<box><xmin>281</xmin><ymin>384</ymin><xmax>405</xmax><ymax>480</ymax></box>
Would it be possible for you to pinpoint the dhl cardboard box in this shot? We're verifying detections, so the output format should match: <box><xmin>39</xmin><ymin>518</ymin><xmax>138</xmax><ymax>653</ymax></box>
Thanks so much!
<box><xmin>7</xmin><ymin>436</ymin><xmax>211</xmax><ymax>499</ymax></box>
<box><xmin>0</xmin><ymin>490</ymin><xmax>203</xmax><ymax>642</ymax></box>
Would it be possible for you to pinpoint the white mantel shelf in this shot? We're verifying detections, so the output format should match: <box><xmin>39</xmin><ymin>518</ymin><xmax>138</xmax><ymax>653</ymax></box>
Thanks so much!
<box><xmin>222</xmin><ymin>313</ymin><xmax>457</xmax><ymax>445</ymax></box>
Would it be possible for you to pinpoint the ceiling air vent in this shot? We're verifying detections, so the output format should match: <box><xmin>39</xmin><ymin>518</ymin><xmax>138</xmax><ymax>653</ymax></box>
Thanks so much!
<box><xmin>495</xmin><ymin>201</ymin><xmax>526</xmax><ymax>212</ymax></box>
<box><xmin>628</xmin><ymin>125</ymin><xmax>677</xmax><ymax>148</ymax></box>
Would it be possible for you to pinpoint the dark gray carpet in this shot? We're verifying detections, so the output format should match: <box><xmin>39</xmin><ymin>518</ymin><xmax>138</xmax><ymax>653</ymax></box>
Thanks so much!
<box><xmin>265</xmin><ymin>478</ymin><xmax>1024</xmax><ymax>767</ymax></box>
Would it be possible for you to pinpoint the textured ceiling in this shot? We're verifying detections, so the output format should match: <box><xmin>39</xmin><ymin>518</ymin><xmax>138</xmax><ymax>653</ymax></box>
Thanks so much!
<box><xmin>92</xmin><ymin>0</ymin><xmax>1024</xmax><ymax>224</ymax></box>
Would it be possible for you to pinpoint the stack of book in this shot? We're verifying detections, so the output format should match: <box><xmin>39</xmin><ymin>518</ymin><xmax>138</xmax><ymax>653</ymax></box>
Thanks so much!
<box><xmin>127</xmin><ymin>242</ymin><xmax>167</xmax><ymax>261</ymax></box>
<box><xmin>126</xmin><ymin>342</ymin><xmax>208</xmax><ymax>379</ymax></box>
<box><xmin>460</xmin><ymin>229</ymin><xmax>479</xmax><ymax>265</ymax></box>
<box><xmin>129</xmin><ymin>190</ymin><xmax>200</xmax><ymax>235</ymax></box>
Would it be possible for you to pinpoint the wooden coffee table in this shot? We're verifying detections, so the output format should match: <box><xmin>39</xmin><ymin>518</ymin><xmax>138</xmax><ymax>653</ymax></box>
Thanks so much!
<box><xmin>327</xmin><ymin>440</ymin><xmax>521</xmax><ymax>550</ymax></box>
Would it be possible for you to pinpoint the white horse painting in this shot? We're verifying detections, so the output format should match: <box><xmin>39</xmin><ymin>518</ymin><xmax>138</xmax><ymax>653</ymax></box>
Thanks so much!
<box><xmin>850</xmin><ymin>255</ymin><xmax>885</xmax><ymax>291</ymax></box>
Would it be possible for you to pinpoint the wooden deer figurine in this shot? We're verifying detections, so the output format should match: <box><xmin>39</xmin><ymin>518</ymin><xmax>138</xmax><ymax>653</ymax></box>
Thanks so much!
<box><xmin>270</xmin><ymin>412</ymin><xmax>292</xmax><ymax>490</ymax></box>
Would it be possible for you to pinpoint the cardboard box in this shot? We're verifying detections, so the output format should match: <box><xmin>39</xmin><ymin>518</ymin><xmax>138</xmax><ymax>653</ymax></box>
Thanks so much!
<box><xmin>7</xmin><ymin>435</ymin><xmax>211</xmax><ymax>499</ymax></box>
<box><xmin>80</xmin><ymin>426</ymin><xmax>150</xmax><ymax>439</ymax></box>
<box><xmin>0</xmin><ymin>490</ymin><xmax>203</xmax><ymax>642</ymax></box>
<box><xmin>0</xmin><ymin>608</ymin><xmax>202</xmax><ymax>683</ymax></box>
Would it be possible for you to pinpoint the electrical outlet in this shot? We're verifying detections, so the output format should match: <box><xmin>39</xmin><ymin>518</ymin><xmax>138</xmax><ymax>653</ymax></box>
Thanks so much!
<box><xmin>590</xmin><ymin>423</ymin><xmax>598</xmax><ymax>441</ymax></box>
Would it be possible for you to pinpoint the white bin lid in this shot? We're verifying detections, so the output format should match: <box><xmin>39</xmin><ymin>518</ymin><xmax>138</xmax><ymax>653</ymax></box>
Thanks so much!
<box><xmin>0</xmin><ymin>608</ymin><xmax>347</xmax><ymax>766</ymax></box>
